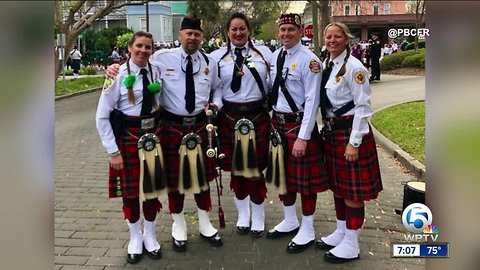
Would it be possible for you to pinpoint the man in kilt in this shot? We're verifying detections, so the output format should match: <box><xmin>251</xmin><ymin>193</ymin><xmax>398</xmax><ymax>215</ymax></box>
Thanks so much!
<box><xmin>316</xmin><ymin>22</ymin><xmax>383</xmax><ymax>263</ymax></box>
<box><xmin>96</xmin><ymin>31</ymin><xmax>163</xmax><ymax>264</ymax></box>
<box><xmin>209</xmin><ymin>12</ymin><xmax>272</xmax><ymax>238</ymax></box>
<box><xmin>265</xmin><ymin>13</ymin><xmax>330</xmax><ymax>253</ymax></box>
<box><xmin>105</xmin><ymin>17</ymin><xmax>224</xmax><ymax>253</ymax></box>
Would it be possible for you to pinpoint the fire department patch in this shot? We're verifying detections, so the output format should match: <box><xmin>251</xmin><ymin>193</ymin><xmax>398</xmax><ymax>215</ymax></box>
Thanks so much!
<box><xmin>354</xmin><ymin>71</ymin><xmax>366</xmax><ymax>84</ymax></box>
<box><xmin>102</xmin><ymin>77</ymin><xmax>115</xmax><ymax>92</ymax></box>
<box><xmin>309</xmin><ymin>60</ymin><xmax>321</xmax><ymax>73</ymax></box>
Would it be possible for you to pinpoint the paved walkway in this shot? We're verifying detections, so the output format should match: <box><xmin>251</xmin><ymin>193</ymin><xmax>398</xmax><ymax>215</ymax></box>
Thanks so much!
<box><xmin>55</xmin><ymin>75</ymin><xmax>425</xmax><ymax>269</ymax></box>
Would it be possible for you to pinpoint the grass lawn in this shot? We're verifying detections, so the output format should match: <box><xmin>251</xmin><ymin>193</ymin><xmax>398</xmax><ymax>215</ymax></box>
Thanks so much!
<box><xmin>371</xmin><ymin>101</ymin><xmax>425</xmax><ymax>163</ymax></box>
<box><xmin>55</xmin><ymin>77</ymin><xmax>104</xmax><ymax>97</ymax></box>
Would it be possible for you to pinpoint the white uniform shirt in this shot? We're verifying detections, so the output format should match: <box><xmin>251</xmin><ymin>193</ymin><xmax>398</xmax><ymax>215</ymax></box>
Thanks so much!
<box><xmin>70</xmin><ymin>49</ymin><xmax>82</xmax><ymax>60</ymax></box>
<box><xmin>269</xmin><ymin>41</ymin><xmax>322</xmax><ymax>141</ymax></box>
<box><xmin>151</xmin><ymin>47</ymin><xmax>221</xmax><ymax>115</ymax></box>
<box><xmin>209</xmin><ymin>43</ymin><xmax>272</xmax><ymax>105</ymax></box>
<box><xmin>324</xmin><ymin>49</ymin><xmax>373</xmax><ymax>147</ymax></box>
<box><xmin>95</xmin><ymin>59</ymin><xmax>162</xmax><ymax>154</ymax></box>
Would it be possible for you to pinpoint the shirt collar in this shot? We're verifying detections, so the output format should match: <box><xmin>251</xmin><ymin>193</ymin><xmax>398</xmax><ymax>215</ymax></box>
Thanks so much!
<box><xmin>230</xmin><ymin>42</ymin><xmax>248</xmax><ymax>52</ymax></box>
<box><xmin>180</xmin><ymin>48</ymin><xmax>200</xmax><ymax>61</ymax></box>
<box><xmin>128</xmin><ymin>59</ymin><xmax>149</xmax><ymax>75</ymax></box>
<box><xmin>330</xmin><ymin>49</ymin><xmax>348</xmax><ymax>67</ymax></box>
<box><xmin>282</xmin><ymin>41</ymin><xmax>302</xmax><ymax>56</ymax></box>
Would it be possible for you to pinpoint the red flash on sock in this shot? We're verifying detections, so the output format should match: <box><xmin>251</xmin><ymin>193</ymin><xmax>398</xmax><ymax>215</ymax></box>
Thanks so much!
<box><xmin>346</xmin><ymin>205</ymin><xmax>364</xmax><ymax>230</ymax></box>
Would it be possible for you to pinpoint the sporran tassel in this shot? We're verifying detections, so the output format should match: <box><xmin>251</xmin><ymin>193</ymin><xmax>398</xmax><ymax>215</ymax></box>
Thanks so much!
<box><xmin>234</xmin><ymin>133</ymin><xmax>244</xmax><ymax>171</ymax></box>
<box><xmin>274</xmin><ymin>150</ymin><xmax>280</xmax><ymax>188</ymax></box>
<box><xmin>182</xmin><ymin>150</ymin><xmax>192</xmax><ymax>189</ymax></box>
<box><xmin>143</xmin><ymin>158</ymin><xmax>154</xmax><ymax>193</ymax></box>
<box><xmin>247</xmin><ymin>134</ymin><xmax>256</xmax><ymax>169</ymax></box>
<box><xmin>154</xmin><ymin>148</ymin><xmax>165</xmax><ymax>190</ymax></box>
<box><xmin>196</xmin><ymin>151</ymin><xmax>205</xmax><ymax>187</ymax></box>
<box><xmin>265</xmin><ymin>147</ymin><xmax>273</xmax><ymax>183</ymax></box>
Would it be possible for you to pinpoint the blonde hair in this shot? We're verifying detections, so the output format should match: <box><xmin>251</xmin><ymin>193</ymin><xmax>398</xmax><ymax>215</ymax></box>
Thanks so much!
<box><xmin>323</xmin><ymin>22</ymin><xmax>353</xmax><ymax>78</ymax></box>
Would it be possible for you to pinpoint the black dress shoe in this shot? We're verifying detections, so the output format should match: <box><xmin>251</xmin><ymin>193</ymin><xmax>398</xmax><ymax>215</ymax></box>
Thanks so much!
<box><xmin>126</xmin><ymin>253</ymin><xmax>142</xmax><ymax>264</ymax></box>
<box><xmin>324</xmin><ymin>251</ymin><xmax>360</xmax><ymax>263</ymax></box>
<box><xmin>172</xmin><ymin>237</ymin><xmax>187</xmax><ymax>252</ymax></box>
<box><xmin>266</xmin><ymin>227</ymin><xmax>299</xmax><ymax>239</ymax></box>
<box><xmin>144</xmin><ymin>245</ymin><xmax>162</xmax><ymax>260</ymax></box>
<box><xmin>251</xmin><ymin>230</ymin><xmax>264</xmax><ymax>238</ymax></box>
<box><xmin>200</xmin><ymin>232</ymin><xmax>223</xmax><ymax>247</ymax></box>
<box><xmin>315</xmin><ymin>239</ymin><xmax>335</xmax><ymax>250</ymax></box>
<box><xmin>236</xmin><ymin>226</ymin><xmax>250</xmax><ymax>235</ymax></box>
<box><xmin>286</xmin><ymin>240</ymin><xmax>315</xmax><ymax>253</ymax></box>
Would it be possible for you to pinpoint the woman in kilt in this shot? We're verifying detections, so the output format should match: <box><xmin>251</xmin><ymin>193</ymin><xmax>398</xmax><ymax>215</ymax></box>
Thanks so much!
<box><xmin>95</xmin><ymin>31</ymin><xmax>163</xmax><ymax>264</ymax></box>
<box><xmin>209</xmin><ymin>12</ymin><xmax>272</xmax><ymax>238</ymax></box>
<box><xmin>316</xmin><ymin>22</ymin><xmax>383</xmax><ymax>263</ymax></box>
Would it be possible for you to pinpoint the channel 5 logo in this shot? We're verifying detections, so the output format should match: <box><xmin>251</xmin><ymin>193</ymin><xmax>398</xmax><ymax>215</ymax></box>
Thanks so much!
<box><xmin>402</xmin><ymin>203</ymin><xmax>439</xmax><ymax>241</ymax></box>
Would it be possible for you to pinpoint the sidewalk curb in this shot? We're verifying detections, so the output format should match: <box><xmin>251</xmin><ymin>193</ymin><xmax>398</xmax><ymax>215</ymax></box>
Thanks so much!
<box><xmin>371</xmin><ymin>100</ymin><xmax>425</xmax><ymax>179</ymax></box>
<box><xmin>55</xmin><ymin>87</ymin><xmax>102</xmax><ymax>101</ymax></box>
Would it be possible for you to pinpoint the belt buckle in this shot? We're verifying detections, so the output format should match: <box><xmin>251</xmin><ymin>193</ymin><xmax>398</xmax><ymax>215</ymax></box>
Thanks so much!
<box><xmin>239</xmin><ymin>105</ymin><xmax>248</xmax><ymax>112</ymax></box>
<box><xmin>182</xmin><ymin>116</ymin><xmax>196</xmax><ymax>126</ymax></box>
<box><xmin>141</xmin><ymin>117</ymin><xmax>155</xmax><ymax>130</ymax></box>
<box><xmin>276</xmin><ymin>113</ymin><xmax>285</xmax><ymax>124</ymax></box>
<box><xmin>295</xmin><ymin>113</ymin><xmax>301</xmax><ymax>123</ymax></box>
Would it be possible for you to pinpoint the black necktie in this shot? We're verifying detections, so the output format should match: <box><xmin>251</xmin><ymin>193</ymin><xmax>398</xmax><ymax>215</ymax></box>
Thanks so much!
<box><xmin>320</xmin><ymin>61</ymin><xmax>334</xmax><ymax>117</ymax></box>
<box><xmin>140</xmin><ymin>68</ymin><xmax>153</xmax><ymax>116</ymax></box>
<box><xmin>270</xmin><ymin>50</ymin><xmax>287</xmax><ymax>106</ymax></box>
<box><xmin>185</xmin><ymin>55</ymin><xmax>195</xmax><ymax>114</ymax></box>
<box><xmin>230</xmin><ymin>47</ymin><xmax>244</xmax><ymax>93</ymax></box>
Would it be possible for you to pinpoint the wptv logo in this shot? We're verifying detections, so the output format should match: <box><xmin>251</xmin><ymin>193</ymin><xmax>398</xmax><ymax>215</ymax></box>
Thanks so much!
<box><xmin>402</xmin><ymin>203</ymin><xmax>439</xmax><ymax>242</ymax></box>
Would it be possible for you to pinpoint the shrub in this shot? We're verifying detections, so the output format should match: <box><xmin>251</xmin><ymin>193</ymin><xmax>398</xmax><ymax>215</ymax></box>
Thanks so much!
<box><xmin>79</xmin><ymin>65</ymin><xmax>97</xmax><ymax>75</ymax></box>
<box><xmin>405</xmin><ymin>40</ymin><xmax>425</xmax><ymax>51</ymax></box>
<box><xmin>380</xmin><ymin>50</ymin><xmax>419</xmax><ymax>70</ymax></box>
<box><xmin>402</xmin><ymin>51</ymin><xmax>425</xmax><ymax>68</ymax></box>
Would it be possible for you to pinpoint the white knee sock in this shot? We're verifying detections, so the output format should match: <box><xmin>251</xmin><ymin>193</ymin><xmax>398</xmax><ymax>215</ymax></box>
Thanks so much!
<box><xmin>273</xmin><ymin>204</ymin><xmax>299</xmax><ymax>232</ymax></box>
<box><xmin>291</xmin><ymin>215</ymin><xmax>315</xmax><ymax>245</ymax></box>
<box><xmin>321</xmin><ymin>219</ymin><xmax>346</xmax><ymax>246</ymax></box>
<box><xmin>126</xmin><ymin>220</ymin><xmax>143</xmax><ymax>254</ymax></box>
<box><xmin>234</xmin><ymin>196</ymin><xmax>250</xmax><ymax>227</ymax></box>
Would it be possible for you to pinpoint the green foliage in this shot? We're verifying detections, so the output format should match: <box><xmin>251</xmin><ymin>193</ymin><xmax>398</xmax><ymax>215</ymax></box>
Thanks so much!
<box><xmin>186</xmin><ymin>0</ymin><xmax>288</xmax><ymax>42</ymax></box>
<box><xmin>256</xmin><ymin>21</ymin><xmax>279</xmax><ymax>42</ymax></box>
<box><xmin>83</xmin><ymin>50</ymin><xmax>110</xmax><ymax>67</ymax></box>
<box><xmin>117</xmin><ymin>32</ymin><xmax>134</xmax><ymax>49</ymax></box>
<box><xmin>55</xmin><ymin>77</ymin><xmax>105</xmax><ymax>96</ymax></box>
<box><xmin>83</xmin><ymin>27</ymin><xmax>133</xmax><ymax>52</ymax></box>
<box><xmin>380</xmin><ymin>49</ymin><xmax>425</xmax><ymax>70</ymax></box>
<box><xmin>371</xmin><ymin>101</ymin><xmax>425</xmax><ymax>163</ymax></box>
<box><xmin>80</xmin><ymin>65</ymin><xmax>97</xmax><ymax>75</ymax></box>
<box><xmin>402</xmin><ymin>52</ymin><xmax>425</xmax><ymax>68</ymax></box>
<box><xmin>405</xmin><ymin>40</ymin><xmax>425</xmax><ymax>50</ymax></box>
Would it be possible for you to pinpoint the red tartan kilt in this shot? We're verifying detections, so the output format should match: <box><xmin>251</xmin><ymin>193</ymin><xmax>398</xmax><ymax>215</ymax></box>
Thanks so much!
<box><xmin>160</xmin><ymin>121</ymin><xmax>218</xmax><ymax>191</ymax></box>
<box><xmin>322</xmin><ymin>126</ymin><xmax>383</xmax><ymax>201</ymax></box>
<box><xmin>217</xmin><ymin>110</ymin><xmax>270</xmax><ymax>173</ymax></box>
<box><xmin>108</xmin><ymin>124</ymin><xmax>162</xmax><ymax>198</ymax></box>
<box><xmin>271</xmin><ymin>117</ymin><xmax>329</xmax><ymax>196</ymax></box>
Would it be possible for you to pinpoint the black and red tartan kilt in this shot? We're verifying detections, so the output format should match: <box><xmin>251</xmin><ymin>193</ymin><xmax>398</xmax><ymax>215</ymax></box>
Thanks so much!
<box><xmin>271</xmin><ymin>116</ymin><xmax>329</xmax><ymax>196</ymax></box>
<box><xmin>160</xmin><ymin>121</ymin><xmax>218</xmax><ymax>191</ymax></box>
<box><xmin>322</xmin><ymin>121</ymin><xmax>383</xmax><ymax>201</ymax></box>
<box><xmin>217</xmin><ymin>109</ymin><xmax>270</xmax><ymax>173</ymax></box>
<box><xmin>108</xmin><ymin>119</ymin><xmax>162</xmax><ymax>199</ymax></box>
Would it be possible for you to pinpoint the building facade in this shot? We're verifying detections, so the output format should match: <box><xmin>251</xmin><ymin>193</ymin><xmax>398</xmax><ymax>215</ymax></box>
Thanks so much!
<box><xmin>303</xmin><ymin>1</ymin><xmax>424</xmax><ymax>44</ymax></box>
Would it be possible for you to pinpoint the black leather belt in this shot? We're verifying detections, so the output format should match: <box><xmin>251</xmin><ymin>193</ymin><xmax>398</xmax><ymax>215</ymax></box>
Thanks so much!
<box><xmin>222</xmin><ymin>99</ymin><xmax>267</xmax><ymax>116</ymax></box>
<box><xmin>272</xmin><ymin>111</ymin><xmax>303</xmax><ymax>124</ymax></box>
<box><xmin>125</xmin><ymin>111</ymin><xmax>162</xmax><ymax>129</ymax></box>
<box><xmin>162</xmin><ymin>110</ymin><xmax>206</xmax><ymax>126</ymax></box>
<box><xmin>322</xmin><ymin>116</ymin><xmax>353</xmax><ymax>132</ymax></box>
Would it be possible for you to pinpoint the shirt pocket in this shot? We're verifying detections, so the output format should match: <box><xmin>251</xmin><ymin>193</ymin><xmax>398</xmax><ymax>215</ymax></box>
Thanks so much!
<box><xmin>287</xmin><ymin>70</ymin><xmax>302</xmax><ymax>81</ymax></box>
<box><xmin>198</xmin><ymin>74</ymin><xmax>211</xmax><ymax>87</ymax></box>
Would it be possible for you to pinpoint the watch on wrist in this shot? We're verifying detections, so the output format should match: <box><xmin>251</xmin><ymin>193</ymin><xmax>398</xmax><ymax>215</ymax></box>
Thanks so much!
<box><xmin>351</xmin><ymin>142</ymin><xmax>360</xmax><ymax>148</ymax></box>
<box><xmin>109</xmin><ymin>150</ymin><xmax>121</xmax><ymax>157</ymax></box>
